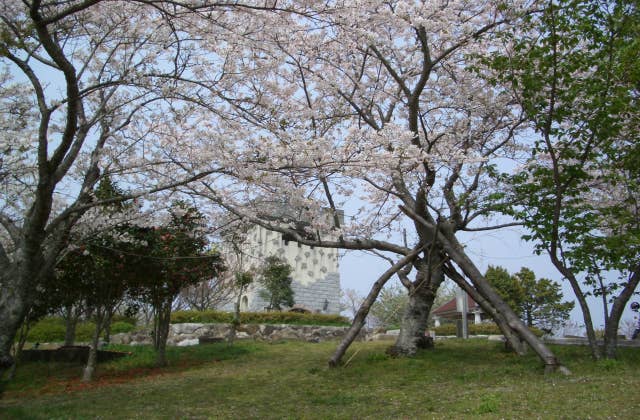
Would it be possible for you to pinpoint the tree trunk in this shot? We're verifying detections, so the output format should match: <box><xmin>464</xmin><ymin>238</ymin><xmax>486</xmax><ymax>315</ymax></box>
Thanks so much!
<box><xmin>388</xmin><ymin>259</ymin><xmax>442</xmax><ymax>356</ymax></box>
<box><xmin>329</xmin><ymin>248</ymin><xmax>422</xmax><ymax>367</ymax></box>
<box><xmin>155</xmin><ymin>301</ymin><xmax>172</xmax><ymax>367</ymax></box>
<box><xmin>83</xmin><ymin>311</ymin><xmax>105</xmax><ymax>382</ymax></box>
<box><xmin>549</xmin><ymin>256</ymin><xmax>601</xmax><ymax>359</ymax></box>
<box><xmin>399</xmin><ymin>205</ymin><xmax>568</xmax><ymax>374</ymax></box>
<box><xmin>103</xmin><ymin>307</ymin><xmax>114</xmax><ymax>344</ymax></box>
<box><xmin>63</xmin><ymin>305</ymin><xmax>79</xmax><ymax>347</ymax></box>
<box><xmin>0</xmin><ymin>269</ymin><xmax>29</xmax><ymax>377</ymax></box>
<box><xmin>603</xmin><ymin>266</ymin><xmax>640</xmax><ymax>358</ymax></box>
<box><xmin>227</xmin><ymin>291</ymin><xmax>243</xmax><ymax>345</ymax></box>
<box><xmin>7</xmin><ymin>311</ymin><xmax>34</xmax><ymax>381</ymax></box>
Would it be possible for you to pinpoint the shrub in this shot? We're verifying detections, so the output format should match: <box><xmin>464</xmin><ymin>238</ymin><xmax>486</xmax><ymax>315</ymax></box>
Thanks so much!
<box><xmin>171</xmin><ymin>310</ymin><xmax>349</xmax><ymax>326</ymax></box>
<box><xmin>26</xmin><ymin>317</ymin><xmax>67</xmax><ymax>343</ymax></box>
<box><xmin>24</xmin><ymin>317</ymin><xmax>136</xmax><ymax>343</ymax></box>
<box><xmin>75</xmin><ymin>322</ymin><xmax>97</xmax><ymax>341</ymax></box>
<box><xmin>112</xmin><ymin>314</ymin><xmax>137</xmax><ymax>325</ymax></box>
<box><xmin>433</xmin><ymin>322</ymin><xmax>543</xmax><ymax>337</ymax></box>
<box><xmin>110</xmin><ymin>321</ymin><xmax>137</xmax><ymax>334</ymax></box>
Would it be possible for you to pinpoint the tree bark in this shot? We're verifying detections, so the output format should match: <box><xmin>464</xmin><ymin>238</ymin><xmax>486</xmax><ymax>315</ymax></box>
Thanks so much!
<box><xmin>549</xmin><ymin>255</ymin><xmax>601</xmax><ymax>359</ymax></box>
<box><xmin>388</xmin><ymin>259</ymin><xmax>442</xmax><ymax>356</ymax></box>
<box><xmin>155</xmin><ymin>300</ymin><xmax>172</xmax><ymax>367</ymax></box>
<box><xmin>83</xmin><ymin>311</ymin><xmax>105</xmax><ymax>382</ymax></box>
<box><xmin>103</xmin><ymin>307</ymin><xmax>114</xmax><ymax>344</ymax></box>
<box><xmin>7</xmin><ymin>310</ymin><xmax>35</xmax><ymax>381</ymax></box>
<box><xmin>0</xmin><ymin>267</ymin><xmax>32</xmax><ymax>377</ymax></box>
<box><xmin>63</xmin><ymin>304</ymin><xmax>80</xmax><ymax>346</ymax></box>
<box><xmin>227</xmin><ymin>291</ymin><xmax>243</xmax><ymax>345</ymax></box>
<box><xmin>603</xmin><ymin>266</ymin><xmax>640</xmax><ymax>358</ymax></box>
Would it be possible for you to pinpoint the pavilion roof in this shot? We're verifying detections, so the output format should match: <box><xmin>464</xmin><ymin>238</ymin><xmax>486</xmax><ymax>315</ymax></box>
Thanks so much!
<box><xmin>432</xmin><ymin>295</ymin><xmax>480</xmax><ymax>318</ymax></box>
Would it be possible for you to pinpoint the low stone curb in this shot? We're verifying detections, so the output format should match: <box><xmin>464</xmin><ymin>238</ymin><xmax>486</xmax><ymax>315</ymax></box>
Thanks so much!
<box><xmin>110</xmin><ymin>323</ymin><xmax>360</xmax><ymax>346</ymax></box>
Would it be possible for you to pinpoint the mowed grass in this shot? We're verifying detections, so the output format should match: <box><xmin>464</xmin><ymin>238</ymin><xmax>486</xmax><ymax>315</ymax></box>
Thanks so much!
<box><xmin>2</xmin><ymin>338</ymin><xmax>640</xmax><ymax>419</ymax></box>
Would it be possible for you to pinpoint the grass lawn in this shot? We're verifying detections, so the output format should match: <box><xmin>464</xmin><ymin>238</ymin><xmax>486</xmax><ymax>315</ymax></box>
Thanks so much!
<box><xmin>1</xmin><ymin>338</ymin><xmax>639</xmax><ymax>418</ymax></box>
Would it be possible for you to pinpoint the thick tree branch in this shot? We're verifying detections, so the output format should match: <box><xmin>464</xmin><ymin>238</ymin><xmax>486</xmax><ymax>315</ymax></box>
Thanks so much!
<box><xmin>0</xmin><ymin>214</ymin><xmax>21</xmax><ymax>244</ymax></box>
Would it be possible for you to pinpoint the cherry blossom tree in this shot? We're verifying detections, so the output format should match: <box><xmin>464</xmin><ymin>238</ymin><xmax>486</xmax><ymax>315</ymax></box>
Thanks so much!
<box><xmin>177</xmin><ymin>1</ymin><xmax>567</xmax><ymax>372</ymax></box>
<box><xmin>0</xmin><ymin>0</ymin><xmax>251</xmax><ymax>375</ymax></box>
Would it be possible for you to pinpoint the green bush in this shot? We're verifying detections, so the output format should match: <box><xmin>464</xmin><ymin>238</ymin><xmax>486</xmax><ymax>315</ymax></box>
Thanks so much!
<box><xmin>75</xmin><ymin>322</ymin><xmax>97</xmax><ymax>341</ymax></box>
<box><xmin>25</xmin><ymin>317</ymin><xmax>136</xmax><ymax>343</ymax></box>
<box><xmin>171</xmin><ymin>310</ymin><xmax>349</xmax><ymax>326</ymax></box>
<box><xmin>26</xmin><ymin>318</ymin><xmax>67</xmax><ymax>343</ymax></box>
<box><xmin>110</xmin><ymin>321</ymin><xmax>137</xmax><ymax>334</ymax></box>
<box><xmin>112</xmin><ymin>314</ymin><xmax>137</xmax><ymax>325</ymax></box>
<box><xmin>432</xmin><ymin>322</ymin><xmax>543</xmax><ymax>337</ymax></box>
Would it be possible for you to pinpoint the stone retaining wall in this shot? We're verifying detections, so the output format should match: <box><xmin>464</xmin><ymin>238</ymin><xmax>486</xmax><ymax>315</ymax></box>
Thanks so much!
<box><xmin>110</xmin><ymin>323</ymin><xmax>359</xmax><ymax>346</ymax></box>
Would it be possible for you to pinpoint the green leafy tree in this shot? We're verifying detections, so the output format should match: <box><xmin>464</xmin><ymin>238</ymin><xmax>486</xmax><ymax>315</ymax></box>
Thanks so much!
<box><xmin>514</xmin><ymin>268</ymin><xmax>574</xmax><ymax>333</ymax></box>
<box><xmin>488</xmin><ymin>0</ymin><xmax>639</xmax><ymax>358</ymax></box>
<box><xmin>486</xmin><ymin>266</ymin><xmax>574</xmax><ymax>333</ymax></box>
<box><xmin>130</xmin><ymin>202</ymin><xmax>225</xmax><ymax>367</ymax></box>
<box><xmin>484</xmin><ymin>266</ymin><xmax>524</xmax><ymax>314</ymax></box>
<box><xmin>258</xmin><ymin>256</ymin><xmax>294</xmax><ymax>311</ymax></box>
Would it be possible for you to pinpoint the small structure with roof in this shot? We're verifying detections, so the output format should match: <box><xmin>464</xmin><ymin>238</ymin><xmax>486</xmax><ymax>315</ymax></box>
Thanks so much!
<box><xmin>432</xmin><ymin>294</ymin><xmax>486</xmax><ymax>327</ymax></box>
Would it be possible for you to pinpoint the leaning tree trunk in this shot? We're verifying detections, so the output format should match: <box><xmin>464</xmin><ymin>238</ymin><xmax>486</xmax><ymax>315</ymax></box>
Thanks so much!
<box><xmin>549</xmin><ymin>256</ymin><xmax>601</xmax><ymax>360</ymax></box>
<box><xmin>399</xmin><ymin>205</ymin><xmax>569</xmax><ymax>374</ymax></box>
<box><xmin>388</xmin><ymin>259</ymin><xmax>443</xmax><ymax>356</ymax></box>
<box><xmin>444</xmin><ymin>264</ymin><xmax>528</xmax><ymax>355</ymax></box>
<box><xmin>329</xmin><ymin>248</ymin><xmax>423</xmax><ymax>367</ymax></box>
<box><xmin>443</xmin><ymin>232</ymin><xmax>569</xmax><ymax>374</ymax></box>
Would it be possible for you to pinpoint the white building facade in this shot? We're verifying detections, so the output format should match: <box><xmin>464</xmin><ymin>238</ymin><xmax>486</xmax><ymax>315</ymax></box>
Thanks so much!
<box><xmin>234</xmin><ymin>223</ymin><xmax>342</xmax><ymax>314</ymax></box>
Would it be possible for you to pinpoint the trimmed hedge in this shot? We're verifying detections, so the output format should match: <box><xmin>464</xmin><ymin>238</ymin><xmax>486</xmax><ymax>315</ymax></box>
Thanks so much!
<box><xmin>171</xmin><ymin>310</ymin><xmax>350</xmax><ymax>326</ymax></box>
<box><xmin>433</xmin><ymin>322</ymin><xmax>543</xmax><ymax>337</ymax></box>
<box><xmin>25</xmin><ymin>317</ymin><xmax>136</xmax><ymax>343</ymax></box>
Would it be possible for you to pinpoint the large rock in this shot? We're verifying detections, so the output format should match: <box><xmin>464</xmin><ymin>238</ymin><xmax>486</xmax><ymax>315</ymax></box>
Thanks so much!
<box><xmin>176</xmin><ymin>338</ymin><xmax>200</xmax><ymax>347</ymax></box>
<box><xmin>238</xmin><ymin>324</ymin><xmax>260</xmax><ymax>335</ymax></box>
<box><xmin>171</xmin><ymin>323</ymin><xmax>209</xmax><ymax>336</ymax></box>
<box><xmin>110</xmin><ymin>332</ymin><xmax>131</xmax><ymax>345</ymax></box>
<box><xmin>488</xmin><ymin>335</ymin><xmax>506</xmax><ymax>342</ymax></box>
